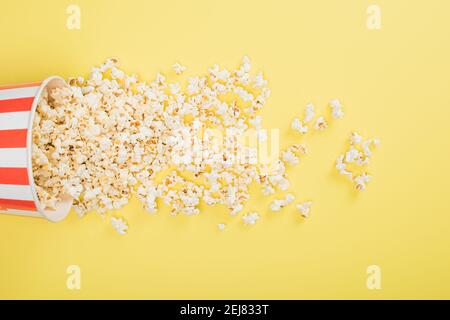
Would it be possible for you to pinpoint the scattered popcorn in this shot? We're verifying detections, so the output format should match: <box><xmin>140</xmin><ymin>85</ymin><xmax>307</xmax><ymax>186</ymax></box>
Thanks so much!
<box><xmin>291</xmin><ymin>117</ymin><xmax>308</xmax><ymax>134</ymax></box>
<box><xmin>304</xmin><ymin>103</ymin><xmax>315</xmax><ymax>123</ymax></box>
<box><xmin>31</xmin><ymin>56</ymin><xmax>372</xmax><ymax>232</ymax></box>
<box><xmin>110</xmin><ymin>217</ymin><xmax>128</xmax><ymax>235</ymax></box>
<box><xmin>314</xmin><ymin>116</ymin><xmax>328</xmax><ymax>131</ymax></box>
<box><xmin>329</xmin><ymin>99</ymin><xmax>344</xmax><ymax>119</ymax></box>
<box><xmin>336</xmin><ymin>132</ymin><xmax>379</xmax><ymax>191</ymax></box>
<box><xmin>252</xmin><ymin>72</ymin><xmax>267</xmax><ymax>88</ymax></box>
<box><xmin>266</xmin><ymin>160</ymin><xmax>290</xmax><ymax>191</ymax></box>
<box><xmin>172</xmin><ymin>62</ymin><xmax>187</xmax><ymax>75</ymax></box>
<box><xmin>217</xmin><ymin>223</ymin><xmax>226</xmax><ymax>231</ymax></box>
<box><xmin>345</xmin><ymin>147</ymin><xmax>361</xmax><ymax>163</ymax></box>
<box><xmin>282</xmin><ymin>149</ymin><xmax>299</xmax><ymax>166</ymax></box>
<box><xmin>285</xmin><ymin>193</ymin><xmax>295</xmax><ymax>203</ymax></box>
<box><xmin>281</xmin><ymin>144</ymin><xmax>307</xmax><ymax>166</ymax></box>
<box><xmin>289</xmin><ymin>143</ymin><xmax>307</xmax><ymax>156</ymax></box>
<box><xmin>296</xmin><ymin>201</ymin><xmax>313</xmax><ymax>218</ymax></box>
<box><xmin>336</xmin><ymin>155</ymin><xmax>353</xmax><ymax>178</ymax></box>
<box><xmin>242</xmin><ymin>212</ymin><xmax>260</xmax><ymax>225</ymax></box>
<box><xmin>362</xmin><ymin>138</ymin><xmax>380</xmax><ymax>158</ymax></box>
<box><xmin>354</xmin><ymin>173</ymin><xmax>371</xmax><ymax>191</ymax></box>
<box><xmin>270</xmin><ymin>193</ymin><xmax>295</xmax><ymax>211</ymax></box>
<box><xmin>350</xmin><ymin>132</ymin><xmax>363</xmax><ymax>145</ymax></box>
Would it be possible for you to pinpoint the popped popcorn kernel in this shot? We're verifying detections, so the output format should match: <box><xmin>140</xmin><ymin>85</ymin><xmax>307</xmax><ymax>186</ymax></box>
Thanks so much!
<box><xmin>314</xmin><ymin>116</ymin><xmax>328</xmax><ymax>131</ymax></box>
<box><xmin>304</xmin><ymin>103</ymin><xmax>315</xmax><ymax>123</ymax></box>
<box><xmin>242</xmin><ymin>212</ymin><xmax>260</xmax><ymax>225</ymax></box>
<box><xmin>110</xmin><ymin>217</ymin><xmax>128</xmax><ymax>235</ymax></box>
<box><xmin>282</xmin><ymin>144</ymin><xmax>307</xmax><ymax>166</ymax></box>
<box><xmin>296</xmin><ymin>201</ymin><xmax>313</xmax><ymax>218</ymax></box>
<box><xmin>291</xmin><ymin>117</ymin><xmax>308</xmax><ymax>134</ymax></box>
<box><xmin>173</xmin><ymin>62</ymin><xmax>187</xmax><ymax>75</ymax></box>
<box><xmin>270</xmin><ymin>193</ymin><xmax>295</xmax><ymax>212</ymax></box>
<box><xmin>329</xmin><ymin>99</ymin><xmax>344</xmax><ymax>119</ymax></box>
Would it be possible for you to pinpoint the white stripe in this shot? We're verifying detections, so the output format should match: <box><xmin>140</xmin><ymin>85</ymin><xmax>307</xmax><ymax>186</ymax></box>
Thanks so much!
<box><xmin>0</xmin><ymin>86</ymin><xmax>39</xmax><ymax>100</ymax></box>
<box><xmin>0</xmin><ymin>111</ymin><xmax>30</xmax><ymax>130</ymax></box>
<box><xmin>0</xmin><ymin>184</ymin><xmax>34</xmax><ymax>201</ymax></box>
<box><xmin>0</xmin><ymin>209</ymin><xmax>41</xmax><ymax>218</ymax></box>
<box><xmin>0</xmin><ymin>148</ymin><xmax>28</xmax><ymax>167</ymax></box>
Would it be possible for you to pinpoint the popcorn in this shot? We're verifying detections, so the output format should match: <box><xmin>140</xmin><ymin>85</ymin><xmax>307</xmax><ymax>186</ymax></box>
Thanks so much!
<box><xmin>234</xmin><ymin>86</ymin><xmax>254</xmax><ymax>102</ymax></box>
<box><xmin>282</xmin><ymin>144</ymin><xmax>307</xmax><ymax>166</ymax></box>
<box><xmin>169</xmin><ymin>83</ymin><xmax>181</xmax><ymax>95</ymax></box>
<box><xmin>252</xmin><ymin>72</ymin><xmax>267</xmax><ymax>88</ymax></box>
<box><xmin>209</xmin><ymin>64</ymin><xmax>230</xmax><ymax>82</ymax></box>
<box><xmin>291</xmin><ymin>100</ymin><xmax>342</xmax><ymax>135</ymax></box>
<box><xmin>291</xmin><ymin>118</ymin><xmax>308</xmax><ymax>134</ymax></box>
<box><xmin>269</xmin><ymin>201</ymin><xmax>282</xmax><ymax>212</ymax></box>
<box><xmin>242</xmin><ymin>212</ymin><xmax>260</xmax><ymax>225</ymax></box>
<box><xmin>336</xmin><ymin>132</ymin><xmax>379</xmax><ymax>191</ymax></box>
<box><xmin>249</xmin><ymin>115</ymin><xmax>262</xmax><ymax>129</ymax></box>
<box><xmin>354</xmin><ymin>173</ymin><xmax>371</xmax><ymax>191</ymax></box>
<box><xmin>314</xmin><ymin>116</ymin><xmax>328</xmax><ymax>131</ymax></box>
<box><xmin>172</xmin><ymin>62</ymin><xmax>187</xmax><ymax>75</ymax></box>
<box><xmin>110</xmin><ymin>217</ymin><xmax>128</xmax><ymax>235</ymax></box>
<box><xmin>270</xmin><ymin>193</ymin><xmax>295</xmax><ymax>211</ymax></box>
<box><xmin>32</xmin><ymin>56</ymin><xmax>359</xmax><ymax>232</ymax></box>
<box><xmin>230</xmin><ymin>204</ymin><xmax>244</xmax><ymax>216</ymax></box>
<box><xmin>186</xmin><ymin>76</ymin><xmax>201</xmax><ymax>94</ymax></box>
<box><xmin>345</xmin><ymin>147</ymin><xmax>361</xmax><ymax>163</ymax></box>
<box><xmin>218</xmin><ymin>223</ymin><xmax>226</xmax><ymax>231</ymax></box>
<box><xmin>336</xmin><ymin>155</ymin><xmax>353</xmax><ymax>178</ymax></box>
<box><xmin>362</xmin><ymin>138</ymin><xmax>380</xmax><ymax>158</ymax></box>
<box><xmin>296</xmin><ymin>201</ymin><xmax>313</xmax><ymax>218</ymax></box>
<box><xmin>32</xmin><ymin>57</ymin><xmax>279</xmax><ymax>225</ymax></box>
<box><xmin>282</xmin><ymin>150</ymin><xmax>299</xmax><ymax>166</ymax></box>
<box><xmin>329</xmin><ymin>99</ymin><xmax>344</xmax><ymax>119</ymax></box>
<box><xmin>350</xmin><ymin>132</ymin><xmax>363</xmax><ymax>145</ymax></box>
<box><xmin>304</xmin><ymin>103</ymin><xmax>315</xmax><ymax>123</ymax></box>
<box><xmin>289</xmin><ymin>143</ymin><xmax>307</xmax><ymax>155</ymax></box>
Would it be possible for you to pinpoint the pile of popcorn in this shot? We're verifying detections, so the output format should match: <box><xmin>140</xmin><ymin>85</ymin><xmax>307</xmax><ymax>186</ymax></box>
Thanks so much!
<box><xmin>32</xmin><ymin>56</ymin><xmax>377</xmax><ymax>234</ymax></box>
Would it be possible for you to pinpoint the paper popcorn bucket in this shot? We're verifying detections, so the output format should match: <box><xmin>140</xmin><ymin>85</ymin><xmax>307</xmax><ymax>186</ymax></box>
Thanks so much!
<box><xmin>0</xmin><ymin>77</ymin><xmax>73</xmax><ymax>222</ymax></box>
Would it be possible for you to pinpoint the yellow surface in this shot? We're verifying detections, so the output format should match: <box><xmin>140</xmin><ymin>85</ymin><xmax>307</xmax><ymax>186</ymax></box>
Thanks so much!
<box><xmin>1</xmin><ymin>0</ymin><xmax>450</xmax><ymax>299</ymax></box>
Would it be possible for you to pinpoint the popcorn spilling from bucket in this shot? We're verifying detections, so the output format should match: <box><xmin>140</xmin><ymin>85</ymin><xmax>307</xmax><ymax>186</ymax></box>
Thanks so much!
<box><xmin>29</xmin><ymin>57</ymin><xmax>379</xmax><ymax>235</ymax></box>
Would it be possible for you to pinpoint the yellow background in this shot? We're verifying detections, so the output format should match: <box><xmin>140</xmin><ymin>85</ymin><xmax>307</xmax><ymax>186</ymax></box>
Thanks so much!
<box><xmin>1</xmin><ymin>0</ymin><xmax>450</xmax><ymax>299</ymax></box>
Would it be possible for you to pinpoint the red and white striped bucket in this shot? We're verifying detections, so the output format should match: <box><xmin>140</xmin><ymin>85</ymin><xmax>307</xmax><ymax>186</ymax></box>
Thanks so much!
<box><xmin>0</xmin><ymin>77</ymin><xmax>73</xmax><ymax>222</ymax></box>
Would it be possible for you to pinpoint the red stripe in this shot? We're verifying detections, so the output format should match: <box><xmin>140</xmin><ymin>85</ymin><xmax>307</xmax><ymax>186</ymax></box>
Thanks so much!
<box><xmin>0</xmin><ymin>97</ymin><xmax>35</xmax><ymax>113</ymax></box>
<box><xmin>0</xmin><ymin>168</ymin><xmax>29</xmax><ymax>185</ymax></box>
<box><xmin>0</xmin><ymin>198</ymin><xmax>36</xmax><ymax>211</ymax></box>
<box><xmin>0</xmin><ymin>82</ymin><xmax>40</xmax><ymax>90</ymax></box>
<box><xmin>0</xmin><ymin>129</ymin><xmax>28</xmax><ymax>148</ymax></box>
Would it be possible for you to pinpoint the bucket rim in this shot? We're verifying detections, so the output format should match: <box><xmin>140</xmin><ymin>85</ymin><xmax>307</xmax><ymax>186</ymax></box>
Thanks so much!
<box><xmin>27</xmin><ymin>76</ymin><xmax>73</xmax><ymax>222</ymax></box>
